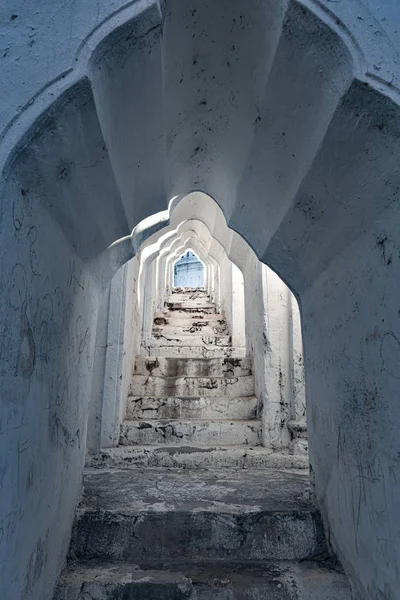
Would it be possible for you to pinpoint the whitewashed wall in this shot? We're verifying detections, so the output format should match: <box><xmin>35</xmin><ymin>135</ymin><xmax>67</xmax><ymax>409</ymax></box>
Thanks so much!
<box><xmin>1</xmin><ymin>1</ymin><xmax>400</xmax><ymax>597</ymax></box>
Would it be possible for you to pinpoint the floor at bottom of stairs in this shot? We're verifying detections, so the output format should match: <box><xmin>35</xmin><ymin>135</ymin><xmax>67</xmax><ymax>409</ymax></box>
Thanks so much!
<box><xmin>54</xmin><ymin>558</ymin><xmax>352</xmax><ymax>599</ymax></box>
<box><xmin>56</xmin><ymin>468</ymin><xmax>353</xmax><ymax>599</ymax></box>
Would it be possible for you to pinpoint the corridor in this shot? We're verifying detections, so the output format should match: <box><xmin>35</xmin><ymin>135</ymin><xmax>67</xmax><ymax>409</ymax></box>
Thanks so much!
<box><xmin>54</xmin><ymin>287</ymin><xmax>350</xmax><ymax>598</ymax></box>
<box><xmin>1</xmin><ymin>0</ymin><xmax>400</xmax><ymax>598</ymax></box>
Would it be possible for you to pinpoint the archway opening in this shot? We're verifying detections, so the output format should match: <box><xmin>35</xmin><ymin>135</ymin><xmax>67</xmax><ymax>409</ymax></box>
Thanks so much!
<box><xmin>87</xmin><ymin>192</ymin><xmax>307</xmax><ymax>470</ymax></box>
<box><xmin>173</xmin><ymin>249</ymin><xmax>205</xmax><ymax>288</ymax></box>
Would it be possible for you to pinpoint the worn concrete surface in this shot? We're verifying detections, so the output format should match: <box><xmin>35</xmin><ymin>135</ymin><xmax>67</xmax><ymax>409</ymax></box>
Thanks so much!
<box><xmin>149</xmin><ymin>335</ymin><xmax>231</xmax><ymax>346</ymax></box>
<box><xmin>127</xmin><ymin>395</ymin><xmax>258</xmax><ymax>420</ymax></box>
<box><xmin>80</xmin><ymin>467</ymin><xmax>312</xmax><ymax>512</ymax></box>
<box><xmin>86</xmin><ymin>445</ymin><xmax>309</xmax><ymax>470</ymax></box>
<box><xmin>143</xmin><ymin>345</ymin><xmax>247</xmax><ymax>359</ymax></box>
<box><xmin>165</xmin><ymin>303</ymin><xmax>217</xmax><ymax>313</ymax></box>
<box><xmin>133</xmin><ymin>356</ymin><xmax>252</xmax><ymax>378</ymax></box>
<box><xmin>153</xmin><ymin>312</ymin><xmax>230</xmax><ymax>323</ymax></box>
<box><xmin>120</xmin><ymin>418</ymin><xmax>262</xmax><ymax>446</ymax></box>
<box><xmin>142</xmin><ymin>292</ymin><xmax>245</xmax><ymax>363</ymax></box>
<box><xmin>69</xmin><ymin>468</ymin><xmax>325</xmax><ymax>562</ymax></box>
<box><xmin>54</xmin><ymin>558</ymin><xmax>352</xmax><ymax>600</ymax></box>
<box><xmin>153</xmin><ymin>324</ymin><xmax>228</xmax><ymax>337</ymax></box>
<box><xmin>129</xmin><ymin>375</ymin><xmax>254</xmax><ymax>398</ymax></box>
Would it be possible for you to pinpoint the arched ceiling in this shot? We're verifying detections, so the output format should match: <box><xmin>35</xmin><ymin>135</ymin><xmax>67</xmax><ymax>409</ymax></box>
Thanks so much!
<box><xmin>130</xmin><ymin>193</ymin><xmax>258</xmax><ymax>289</ymax></box>
<box><xmin>2</xmin><ymin>0</ymin><xmax>400</xmax><ymax>298</ymax></box>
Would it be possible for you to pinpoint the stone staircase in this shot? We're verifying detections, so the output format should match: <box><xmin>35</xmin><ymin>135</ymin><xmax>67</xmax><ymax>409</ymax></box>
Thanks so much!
<box><xmin>90</xmin><ymin>288</ymin><xmax>307</xmax><ymax>470</ymax></box>
<box><xmin>121</xmin><ymin>288</ymin><xmax>260</xmax><ymax>450</ymax></box>
<box><xmin>144</xmin><ymin>288</ymin><xmax>246</xmax><ymax>359</ymax></box>
<box><xmin>55</xmin><ymin>288</ymin><xmax>353</xmax><ymax>599</ymax></box>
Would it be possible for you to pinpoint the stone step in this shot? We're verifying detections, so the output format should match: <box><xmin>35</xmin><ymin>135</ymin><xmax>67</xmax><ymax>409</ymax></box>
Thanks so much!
<box><xmin>69</xmin><ymin>468</ymin><xmax>326</xmax><ymax>562</ymax></box>
<box><xmin>154</xmin><ymin>312</ymin><xmax>226</xmax><ymax>323</ymax></box>
<box><xmin>164</xmin><ymin>302</ymin><xmax>213</xmax><ymax>309</ymax></box>
<box><xmin>169</xmin><ymin>292</ymin><xmax>209</xmax><ymax>301</ymax></box>
<box><xmin>149</xmin><ymin>335</ymin><xmax>231</xmax><ymax>347</ymax></box>
<box><xmin>126</xmin><ymin>395</ymin><xmax>258</xmax><ymax>420</ymax></box>
<box><xmin>129</xmin><ymin>375</ymin><xmax>254</xmax><ymax>398</ymax></box>
<box><xmin>288</xmin><ymin>419</ymin><xmax>308</xmax><ymax>439</ymax></box>
<box><xmin>164</xmin><ymin>303</ymin><xmax>216</xmax><ymax>314</ymax></box>
<box><xmin>153</xmin><ymin>323</ymin><xmax>228</xmax><ymax>337</ymax></box>
<box><xmin>142</xmin><ymin>346</ymin><xmax>246</xmax><ymax>359</ymax></box>
<box><xmin>165</xmin><ymin>300</ymin><xmax>216</xmax><ymax>310</ymax></box>
<box><xmin>167</xmin><ymin>299</ymin><xmax>211</xmax><ymax>306</ymax></box>
<box><xmin>86</xmin><ymin>445</ymin><xmax>309</xmax><ymax>470</ymax></box>
<box><xmin>54</xmin><ymin>558</ymin><xmax>352</xmax><ymax>600</ymax></box>
<box><xmin>120</xmin><ymin>418</ymin><xmax>261</xmax><ymax>446</ymax></box>
<box><xmin>171</xmin><ymin>287</ymin><xmax>207</xmax><ymax>292</ymax></box>
<box><xmin>134</xmin><ymin>356</ymin><xmax>252</xmax><ymax>378</ymax></box>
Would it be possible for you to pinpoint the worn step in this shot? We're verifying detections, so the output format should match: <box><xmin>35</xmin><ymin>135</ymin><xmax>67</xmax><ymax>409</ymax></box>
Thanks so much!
<box><xmin>120</xmin><ymin>418</ymin><xmax>261</xmax><ymax>446</ymax></box>
<box><xmin>142</xmin><ymin>346</ymin><xmax>247</xmax><ymax>359</ymax></box>
<box><xmin>54</xmin><ymin>558</ymin><xmax>352</xmax><ymax>600</ymax></box>
<box><xmin>169</xmin><ymin>293</ymin><xmax>209</xmax><ymax>301</ymax></box>
<box><xmin>86</xmin><ymin>445</ymin><xmax>309</xmax><ymax>470</ymax></box>
<box><xmin>126</xmin><ymin>395</ymin><xmax>258</xmax><ymax>420</ymax></box>
<box><xmin>169</xmin><ymin>290</ymin><xmax>210</xmax><ymax>302</ymax></box>
<box><xmin>165</xmin><ymin>301</ymin><xmax>216</xmax><ymax>309</ymax></box>
<box><xmin>69</xmin><ymin>468</ymin><xmax>326</xmax><ymax>562</ymax></box>
<box><xmin>171</xmin><ymin>287</ymin><xmax>207</xmax><ymax>291</ymax></box>
<box><xmin>170</xmin><ymin>288</ymin><xmax>208</xmax><ymax>292</ymax></box>
<box><xmin>150</xmin><ymin>334</ymin><xmax>231</xmax><ymax>346</ymax></box>
<box><xmin>129</xmin><ymin>375</ymin><xmax>254</xmax><ymax>398</ymax></box>
<box><xmin>172</xmin><ymin>286</ymin><xmax>206</xmax><ymax>291</ymax></box>
<box><xmin>134</xmin><ymin>356</ymin><xmax>252</xmax><ymax>378</ymax></box>
<box><xmin>166</xmin><ymin>300</ymin><xmax>216</xmax><ymax>309</ymax></box>
<box><xmin>154</xmin><ymin>312</ymin><xmax>226</xmax><ymax>324</ymax></box>
<box><xmin>164</xmin><ymin>303</ymin><xmax>216</xmax><ymax>314</ymax></box>
<box><xmin>166</xmin><ymin>300</ymin><xmax>212</xmax><ymax>308</ymax></box>
<box><xmin>153</xmin><ymin>323</ymin><xmax>228</xmax><ymax>337</ymax></box>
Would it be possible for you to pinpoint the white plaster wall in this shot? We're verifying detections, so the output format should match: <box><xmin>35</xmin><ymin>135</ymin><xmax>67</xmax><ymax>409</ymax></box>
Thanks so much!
<box><xmin>86</xmin><ymin>255</ymin><xmax>143</xmax><ymax>453</ymax></box>
<box><xmin>231</xmin><ymin>263</ymin><xmax>246</xmax><ymax>348</ymax></box>
<box><xmin>0</xmin><ymin>78</ymin><xmax>130</xmax><ymax>600</ymax></box>
<box><xmin>303</xmin><ymin>200</ymin><xmax>400</xmax><ymax>600</ymax></box>
<box><xmin>141</xmin><ymin>260</ymin><xmax>158</xmax><ymax>350</ymax></box>
<box><xmin>87</xmin><ymin>279</ymin><xmax>116</xmax><ymax>453</ymax></box>
<box><xmin>261</xmin><ymin>267</ymin><xmax>293</xmax><ymax>450</ymax></box>
<box><xmin>208</xmin><ymin>262</ymin><xmax>215</xmax><ymax>303</ymax></box>
<box><xmin>242</xmin><ymin>254</ymin><xmax>269</xmax><ymax>420</ymax></box>
<box><xmin>218</xmin><ymin>253</ymin><xmax>234</xmax><ymax>339</ymax></box>
<box><xmin>290</xmin><ymin>296</ymin><xmax>306</xmax><ymax>424</ymax></box>
<box><xmin>0</xmin><ymin>169</ymin><xmax>100</xmax><ymax>600</ymax></box>
<box><xmin>1</xmin><ymin>1</ymin><xmax>400</xmax><ymax>598</ymax></box>
<box><xmin>121</xmin><ymin>257</ymin><xmax>143</xmax><ymax>412</ymax></box>
<box><xmin>241</xmin><ymin>253</ymin><xmax>302</xmax><ymax>451</ymax></box>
